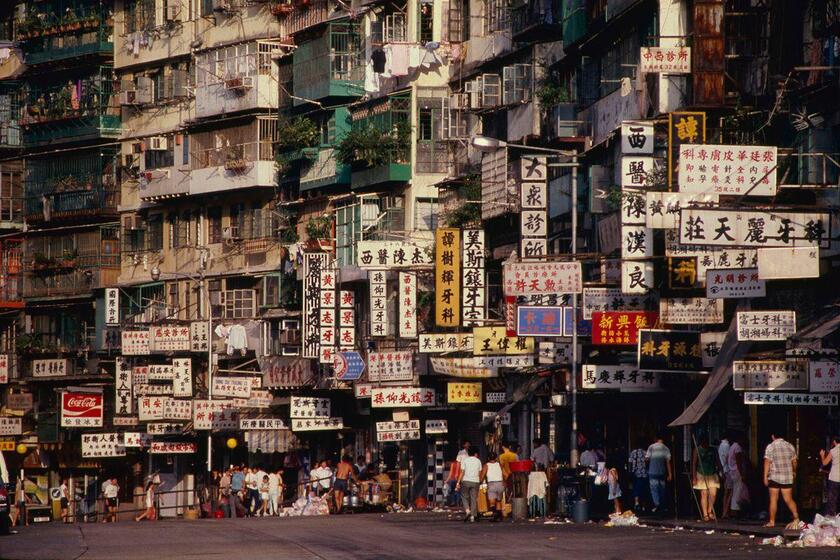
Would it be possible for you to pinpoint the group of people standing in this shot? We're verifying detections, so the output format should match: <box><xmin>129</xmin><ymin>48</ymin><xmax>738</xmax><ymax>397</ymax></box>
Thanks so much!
<box><xmin>211</xmin><ymin>465</ymin><xmax>285</xmax><ymax>518</ymax></box>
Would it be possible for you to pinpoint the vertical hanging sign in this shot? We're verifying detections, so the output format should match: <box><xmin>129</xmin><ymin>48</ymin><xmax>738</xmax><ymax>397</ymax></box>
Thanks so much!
<box><xmin>319</xmin><ymin>267</ymin><xmax>337</xmax><ymax>364</ymax></box>
<box><xmin>105</xmin><ymin>288</ymin><xmax>119</xmax><ymax>326</ymax></box>
<box><xmin>399</xmin><ymin>272</ymin><xmax>418</xmax><ymax>338</ymax></box>
<box><xmin>435</xmin><ymin>228</ymin><xmax>461</xmax><ymax>327</ymax></box>
<box><xmin>519</xmin><ymin>156</ymin><xmax>548</xmax><ymax>258</ymax></box>
<box><xmin>369</xmin><ymin>271</ymin><xmax>389</xmax><ymax>337</ymax></box>
<box><xmin>302</xmin><ymin>253</ymin><xmax>329</xmax><ymax>358</ymax></box>
<box><xmin>462</xmin><ymin>229</ymin><xmax>486</xmax><ymax>327</ymax></box>
<box><xmin>338</xmin><ymin>290</ymin><xmax>355</xmax><ymax>349</ymax></box>
<box><xmin>115</xmin><ymin>357</ymin><xmax>133</xmax><ymax>416</ymax></box>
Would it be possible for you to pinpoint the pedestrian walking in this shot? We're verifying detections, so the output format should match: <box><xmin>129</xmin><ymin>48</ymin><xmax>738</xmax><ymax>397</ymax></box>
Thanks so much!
<box><xmin>645</xmin><ymin>435</ymin><xmax>672</xmax><ymax>515</ymax></box>
<box><xmin>691</xmin><ymin>435</ymin><xmax>721</xmax><ymax>521</ymax></box>
<box><xmin>11</xmin><ymin>476</ymin><xmax>29</xmax><ymax>527</ymax></box>
<box><xmin>718</xmin><ymin>432</ymin><xmax>732</xmax><ymax>517</ymax></box>
<box><xmin>134</xmin><ymin>479</ymin><xmax>156</xmax><ymax>522</ymax></box>
<box><xmin>59</xmin><ymin>478</ymin><xmax>70</xmax><ymax>523</ymax></box>
<box><xmin>456</xmin><ymin>440</ymin><xmax>471</xmax><ymax>463</ymax></box>
<box><xmin>819</xmin><ymin>435</ymin><xmax>840</xmax><ymax>516</ymax></box>
<box><xmin>456</xmin><ymin>449</ymin><xmax>482</xmax><ymax>523</ymax></box>
<box><xmin>607</xmin><ymin>468</ymin><xmax>622</xmax><ymax>515</ymax></box>
<box><xmin>480</xmin><ymin>453</ymin><xmax>504</xmax><ymax>521</ymax></box>
<box><xmin>444</xmin><ymin>456</ymin><xmax>461</xmax><ymax>508</ymax></box>
<box><xmin>258</xmin><ymin>475</ymin><xmax>270</xmax><ymax>517</ymax></box>
<box><xmin>101</xmin><ymin>477</ymin><xmax>119</xmax><ymax>523</ymax></box>
<box><xmin>763</xmin><ymin>433</ymin><xmax>800</xmax><ymax>528</ymax></box>
<box><xmin>244</xmin><ymin>467</ymin><xmax>260</xmax><ymax>516</ymax></box>
<box><xmin>627</xmin><ymin>440</ymin><xmax>648</xmax><ymax>512</ymax></box>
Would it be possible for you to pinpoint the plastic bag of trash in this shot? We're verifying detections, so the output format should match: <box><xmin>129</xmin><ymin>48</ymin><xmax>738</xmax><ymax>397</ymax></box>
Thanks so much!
<box><xmin>789</xmin><ymin>514</ymin><xmax>840</xmax><ymax>547</ymax></box>
<box><xmin>605</xmin><ymin>511</ymin><xmax>639</xmax><ymax>527</ymax></box>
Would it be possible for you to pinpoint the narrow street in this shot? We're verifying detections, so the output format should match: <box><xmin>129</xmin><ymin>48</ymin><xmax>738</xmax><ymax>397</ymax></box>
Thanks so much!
<box><xmin>0</xmin><ymin>513</ymin><xmax>825</xmax><ymax>560</ymax></box>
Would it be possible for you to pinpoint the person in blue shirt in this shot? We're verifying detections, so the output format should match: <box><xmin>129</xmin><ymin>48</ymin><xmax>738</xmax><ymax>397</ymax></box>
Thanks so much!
<box><xmin>229</xmin><ymin>466</ymin><xmax>245</xmax><ymax>518</ymax></box>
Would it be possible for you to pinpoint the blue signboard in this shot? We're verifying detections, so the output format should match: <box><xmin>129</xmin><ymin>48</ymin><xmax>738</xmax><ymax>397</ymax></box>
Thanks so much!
<box><xmin>517</xmin><ymin>306</ymin><xmax>564</xmax><ymax>336</ymax></box>
<box><xmin>335</xmin><ymin>351</ymin><xmax>366</xmax><ymax>381</ymax></box>
<box><xmin>563</xmin><ymin>307</ymin><xmax>592</xmax><ymax>337</ymax></box>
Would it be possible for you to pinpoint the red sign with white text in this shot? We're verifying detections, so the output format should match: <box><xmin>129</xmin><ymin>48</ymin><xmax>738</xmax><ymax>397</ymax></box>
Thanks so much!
<box><xmin>61</xmin><ymin>392</ymin><xmax>104</xmax><ymax>427</ymax></box>
<box><xmin>592</xmin><ymin>311</ymin><xmax>658</xmax><ymax>346</ymax></box>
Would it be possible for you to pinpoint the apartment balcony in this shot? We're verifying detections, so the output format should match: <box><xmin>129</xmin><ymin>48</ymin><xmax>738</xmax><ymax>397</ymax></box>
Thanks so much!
<box><xmin>22</xmin><ymin>225</ymin><xmax>120</xmax><ymax>300</ymax></box>
<box><xmin>19</xmin><ymin>67</ymin><xmax>121</xmax><ymax>146</ymax></box>
<box><xmin>0</xmin><ymin>161</ymin><xmax>24</xmax><ymax>230</ymax></box>
<box><xmin>511</xmin><ymin>0</ymin><xmax>563</xmax><ymax>42</ymax></box>
<box><xmin>292</xmin><ymin>22</ymin><xmax>365</xmax><ymax>106</ymax></box>
<box><xmin>17</xmin><ymin>1</ymin><xmax>113</xmax><ymax>67</ymax></box>
<box><xmin>272</xmin><ymin>0</ymin><xmax>332</xmax><ymax>35</ymax></box>
<box><xmin>24</xmin><ymin>147</ymin><xmax>119</xmax><ymax>223</ymax></box>
<box><xmin>778</xmin><ymin>151</ymin><xmax>840</xmax><ymax>188</ymax></box>
<box><xmin>347</xmin><ymin>92</ymin><xmax>411</xmax><ymax>190</ymax></box>
<box><xmin>0</xmin><ymin>85</ymin><xmax>22</xmax><ymax>150</ymax></box>
<box><xmin>137</xmin><ymin>166</ymin><xmax>191</xmax><ymax>201</ymax></box>
<box><xmin>194</xmin><ymin>42</ymin><xmax>281</xmax><ymax>120</ymax></box>
<box><xmin>0</xmin><ymin>239</ymin><xmax>24</xmax><ymax>308</ymax></box>
<box><xmin>189</xmin><ymin>118</ymin><xmax>278</xmax><ymax>196</ymax></box>
<box><xmin>544</xmin><ymin>103</ymin><xmax>590</xmax><ymax>142</ymax></box>
<box><xmin>298</xmin><ymin>147</ymin><xmax>352</xmax><ymax>191</ymax></box>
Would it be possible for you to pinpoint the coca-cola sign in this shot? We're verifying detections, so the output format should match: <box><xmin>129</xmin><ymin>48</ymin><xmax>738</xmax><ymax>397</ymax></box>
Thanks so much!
<box><xmin>61</xmin><ymin>392</ymin><xmax>103</xmax><ymax>428</ymax></box>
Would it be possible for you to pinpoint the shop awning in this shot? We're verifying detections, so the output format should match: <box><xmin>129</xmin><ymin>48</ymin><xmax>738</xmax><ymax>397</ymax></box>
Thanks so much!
<box><xmin>669</xmin><ymin>310</ymin><xmax>750</xmax><ymax>427</ymax></box>
<box><xmin>791</xmin><ymin>304</ymin><xmax>840</xmax><ymax>341</ymax></box>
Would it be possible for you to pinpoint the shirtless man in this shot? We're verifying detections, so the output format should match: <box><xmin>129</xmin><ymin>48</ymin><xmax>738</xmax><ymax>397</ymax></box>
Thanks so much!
<box><xmin>333</xmin><ymin>455</ymin><xmax>357</xmax><ymax>513</ymax></box>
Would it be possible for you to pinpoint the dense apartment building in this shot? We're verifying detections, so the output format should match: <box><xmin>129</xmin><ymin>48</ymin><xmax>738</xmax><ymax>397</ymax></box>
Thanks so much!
<box><xmin>3</xmin><ymin>0</ymin><xmax>840</xmax><ymax>517</ymax></box>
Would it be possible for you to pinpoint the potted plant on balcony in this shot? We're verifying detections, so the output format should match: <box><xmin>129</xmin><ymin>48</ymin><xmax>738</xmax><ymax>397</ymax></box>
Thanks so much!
<box><xmin>61</xmin><ymin>248</ymin><xmax>79</xmax><ymax>268</ymax></box>
<box><xmin>336</xmin><ymin>121</ymin><xmax>411</xmax><ymax>170</ymax></box>
<box><xmin>224</xmin><ymin>147</ymin><xmax>250</xmax><ymax>172</ymax></box>
<box><xmin>304</xmin><ymin>216</ymin><xmax>332</xmax><ymax>249</ymax></box>
<box><xmin>32</xmin><ymin>252</ymin><xmax>54</xmax><ymax>271</ymax></box>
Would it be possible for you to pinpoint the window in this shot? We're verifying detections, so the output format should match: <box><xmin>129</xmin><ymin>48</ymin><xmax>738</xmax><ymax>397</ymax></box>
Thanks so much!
<box><xmin>167</xmin><ymin>213</ymin><xmax>177</xmax><ymax>249</ymax></box>
<box><xmin>145</xmin><ymin>143</ymin><xmax>175</xmax><ymax>170</ymax></box>
<box><xmin>208</xmin><ymin>207</ymin><xmax>222</xmax><ymax>244</ymax></box>
<box><xmin>503</xmin><ymin>64</ymin><xmax>533</xmax><ymax>105</ymax></box>
<box><xmin>487</xmin><ymin>0</ymin><xmax>512</xmax><ymax>33</ymax></box>
<box><xmin>414</xmin><ymin>198</ymin><xmax>438</xmax><ymax>231</ymax></box>
<box><xmin>174</xmin><ymin>210</ymin><xmax>191</xmax><ymax>248</ymax></box>
<box><xmin>125</xmin><ymin>0</ymin><xmax>156</xmax><ymax>34</ymax></box>
<box><xmin>418</xmin><ymin>1</ymin><xmax>434</xmax><ymax>43</ymax></box>
<box><xmin>229</xmin><ymin>203</ymin><xmax>244</xmax><ymax>238</ymax></box>
<box><xmin>182</xmin><ymin>135</ymin><xmax>190</xmax><ymax>166</ymax></box>
<box><xmin>335</xmin><ymin>200</ymin><xmax>361</xmax><ymax>268</ymax></box>
<box><xmin>448</xmin><ymin>0</ymin><xmax>470</xmax><ymax>42</ymax></box>
<box><xmin>147</xmin><ymin>214</ymin><xmax>163</xmax><ymax>250</ymax></box>
<box><xmin>167</xmin><ymin>283</ymin><xmax>179</xmax><ymax>317</ymax></box>
<box><xmin>416</xmin><ymin>97</ymin><xmax>448</xmax><ymax>173</ymax></box>
<box><xmin>224</xmin><ymin>289</ymin><xmax>255</xmax><ymax>319</ymax></box>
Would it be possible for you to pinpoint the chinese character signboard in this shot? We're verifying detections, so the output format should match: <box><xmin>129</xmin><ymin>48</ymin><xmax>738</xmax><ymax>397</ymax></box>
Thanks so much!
<box><xmin>473</xmin><ymin>326</ymin><xmax>535</xmax><ymax>356</ymax></box>
<box><xmin>368</xmin><ymin>351</ymin><xmax>414</xmax><ymax>382</ymax></box>
<box><xmin>435</xmin><ymin>228</ymin><xmax>461</xmax><ymax>327</ymax></box>
<box><xmin>706</xmin><ymin>269</ymin><xmax>766</xmax><ymax>299</ymax></box>
<box><xmin>679</xmin><ymin>209</ymin><xmax>829</xmax><ymax>248</ymax></box>
<box><xmin>290</xmin><ymin>397</ymin><xmax>331</xmax><ymax>419</ymax></box>
<box><xmin>582</xmin><ymin>365</ymin><xmax>662</xmax><ymax>391</ymax></box>
<box><xmin>105</xmin><ymin>288</ymin><xmax>119</xmax><ymax>326</ymax></box>
<box><xmin>700</xmin><ymin>332</ymin><xmax>726</xmax><ymax>368</ymax></box>
<box><xmin>592</xmin><ymin>311</ymin><xmax>657</xmax><ymax>346</ymax></box>
<box><xmin>0</xmin><ymin>354</ymin><xmax>7</xmax><ymax>384</ymax></box>
<box><xmin>173</xmin><ymin>358</ymin><xmax>192</xmax><ymax>397</ymax></box>
<box><xmin>356</xmin><ymin>241</ymin><xmax>431</xmax><ymax>268</ymax></box>
<box><xmin>517</xmin><ymin>306</ymin><xmax>564</xmax><ymax>336</ymax></box>
<box><xmin>640</xmin><ymin>46</ymin><xmax>691</xmax><ymax>74</ymax></box>
<box><xmin>757</xmin><ymin>247</ymin><xmax>820</xmax><ymax>280</ymax></box>
<box><xmin>665</xmin><ymin>229</ymin><xmax>758</xmax><ymax>276</ymax></box>
<box><xmin>621</xmin><ymin>156</ymin><xmax>655</xmax><ymax>189</ymax></box>
<box><xmin>462</xmin><ymin>229</ymin><xmax>486</xmax><ymax>326</ymax></box>
<box><xmin>81</xmin><ymin>433</ymin><xmax>126</xmax><ymax>457</ymax></box>
<box><xmin>114</xmin><ymin>357</ymin><xmax>133</xmax><ymax>416</ymax></box>
<box><xmin>678</xmin><ymin>144</ymin><xmax>777</xmax><ymax>196</ymax></box>
<box><xmin>425</xmin><ymin>419</ymin><xmax>448</xmax><ymax>434</ymax></box>
<box><xmin>149</xmin><ymin>324</ymin><xmax>190</xmax><ymax>352</ymax></box>
<box><xmin>319</xmin><ymin>267</ymin><xmax>337</xmax><ymax>364</ymax></box>
<box><xmin>0</xmin><ymin>417</ymin><xmax>22</xmax><ymax>436</ymax></box>
<box><xmin>259</xmin><ymin>356</ymin><xmax>316</xmax><ymax>388</ymax></box>
<box><xmin>621</xmin><ymin>122</ymin><xmax>654</xmax><ymax>154</ymax></box>
<box><xmin>503</xmin><ymin>262</ymin><xmax>582</xmax><ymax>296</ymax></box>
<box><xmin>193</xmin><ymin>400</ymin><xmax>239</xmax><ymax>431</ymax></box>
<box><xmin>809</xmin><ymin>361</ymin><xmax>840</xmax><ymax>393</ymax></box>
<box><xmin>419</xmin><ymin>333</ymin><xmax>473</xmax><ymax>353</ymax></box>
<box><xmin>583</xmin><ymin>288</ymin><xmax>654</xmax><ymax>320</ymax></box>
<box><xmin>376</xmin><ymin>420</ymin><xmax>421</xmax><ymax>442</ymax></box>
<box><xmin>622</xmin><ymin>225</ymin><xmax>653</xmax><ymax>259</ymax></box>
<box><xmin>368</xmin><ymin>270</ymin><xmax>389</xmax><ymax>337</ymax></box>
<box><xmin>190</xmin><ymin>321</ymin><xmax>210</xmax><ymax>352</ymax></box>
<box><xmin>291</xmin><ymin>417</ymin><xmax>344</xmax><ymax>431</ymax></box>
<box><xmin>637</xmin><ymin>330</ymin><xmax>703</xmax><ymax>372</ymax></box>
<box><xmin>744</xmin><ymin>392</ymin><xmax>837</xmax><ymax>406</ymax></box>
<box><xmin>668</xmin><ymin>112</ymin><xmax>706</xmax><ymax>189</ymax></box>
<box><xmin>122</xmin><ymin>330</ymin><xmax>151</xmax><ymax>355</ymax></box>
<box><xmin>399</xmin><ymin>272</ymin><xmax>417</xmax><ymax>338</ymax></box>
<box><xmin>621</xmin><ymin>261</ymin><xmax>653</xmax><ymax>294</ymax></box>
<box><xmin>240</xmin><ymin>418</ymin><xmax>287</xmax><ymax>430</ymax></box>
<box><xmin>429</xmin><ymin>357</ymin><xmax>496</xmax><ymax>378</ymax></box>
<box><xmin>646</xmin><ymin>192</ymin><xmax>718</xmax><ymax>229</ymax></box>
<box><xmin>339</xmin><ymin>290</ymin><xmax>355</xmax><ymax>349</ymax></box>
<box><xmin>520</xmin><ymin>156</ymin><xmax>548</xmax><ymax>258</ymax></box>
<box><xmin>150</xmin><ymin>442</ymin><xmax>197</xmax><ymax>454</ymax></box>
<box><xmin>212</xmin><ymin>376</ymin><xmax>252</xmax><ymax>398</ymax></box>
<box><xmin>302</xmin><ymin>253</ymin><xmax>329</xmax><ymax>358</ymax></box>
<box><xmin>659</xmin><ymin>298</ymin><xmax>724</xmax><ymax>324</ymax></box>
<box><xmin>371</xmin><ymin>387</ymin><xmax>436</xmax><ymax>408</ymax></box>
<box><xmin>668</xmin><ymin>257</ymin><xmax>699</xmax><ymax>289</ymax></box>
<box><xmin>447</xmin><ymin>382</ymin><xmax>482</xmax><ymax>403</ymax></box>
<box><xmin>736</xmin><ymin>311</ymin><xmax>796</xmax><ymax>342</ymax></box>
<box><xmin>733</xmin><ymin>361</ymin><xmax>807</xmax><ymax>391</ymax></box>
<box><xmin>32</xmin><ymin>358</ymin><xmax>69</xmax><ymax>378</ymax></box>
<box><xmin>61</xmin><ymin>392</ymin><xmax>103</xmax><ymax>428</ymax></box>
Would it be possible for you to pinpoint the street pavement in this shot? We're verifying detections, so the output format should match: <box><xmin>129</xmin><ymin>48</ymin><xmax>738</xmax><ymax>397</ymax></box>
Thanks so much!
<box><xmin>0</xmin><ymin>512</ymin><xmax>828</xmax><ymax>560</ymax></box>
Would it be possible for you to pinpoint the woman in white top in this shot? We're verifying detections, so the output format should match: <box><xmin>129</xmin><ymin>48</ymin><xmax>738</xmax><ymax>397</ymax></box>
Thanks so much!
<box><xmin>59</xmin><ymin>479</ymin><xmax>69</xmax><ymax>523</ymax></box>
<box><xmin>820</xmin><ymin>435</ymin><xmax>840</xmax><ymax>516</ymax></box>
<box><xmin>480</xmin><ymin>453</ymin><xmax>505</xmax><ymax>521</ymax></box>
<box><xmin>134</xmin><ymin>480</ymin><xmax>156</xmax><ymax>522</ymax></box>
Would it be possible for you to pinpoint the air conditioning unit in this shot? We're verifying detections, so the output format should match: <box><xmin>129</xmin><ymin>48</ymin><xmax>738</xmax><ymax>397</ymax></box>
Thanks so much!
<box><xmin>119</xmin><ymin>90</ymin><xmax>137</xmax><ymax>105</ymax></box>
<box><xmin>450</xmin><ymin>93</ymin><xmax>469</xmax><ymax>110</ymax></box>
<box><xmin>224</xmin><ymin>76</ymin><xmax>254</xmax><ymax>91</ymax></box>
<box><xmin>148</xmin><ymin>137</ymin><xmax>169</xmax><ymax>151</ymax></box>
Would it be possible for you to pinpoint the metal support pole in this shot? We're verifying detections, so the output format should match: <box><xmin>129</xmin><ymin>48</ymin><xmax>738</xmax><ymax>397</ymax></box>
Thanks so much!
<box><xmin>205</xmin><ymin>269</ymin><xmax>213</xmax><ymax>473</ymax></box>
<box><xmin>570</xmin><ymin>152</ymin><xmax>579</xmax><ymax>467</ymax></box>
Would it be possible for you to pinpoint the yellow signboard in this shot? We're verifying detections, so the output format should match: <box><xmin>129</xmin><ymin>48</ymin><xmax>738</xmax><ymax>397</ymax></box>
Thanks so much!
<box><xmin>0</xmin><ymin>439</ymin><xmax>15</xmax><ymax>451</ymax></box>
<box><xmin>435</xmin><ymin>228</ymin><xmax>461</xmax><ymax>327</ymax></box>
<box><xmin>447</xmin><ymin>382</ymin><xmax>483</xmax><ymax>404</ymax></box>
<box><xmin>472</xmin><ymin>326</ymin><xmax>535</xmax><ymax>356</ymax></box>
<box><xmin>668</xmin><ymin>111</ymin><xmax>706</xmax><ymax>190</ymax></box>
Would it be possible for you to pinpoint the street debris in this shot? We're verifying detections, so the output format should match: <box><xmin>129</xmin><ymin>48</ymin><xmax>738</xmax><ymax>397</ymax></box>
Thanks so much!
<box><xmin>605</xmin><ymin>511</ymin><xmax>639</xmax><ymax>527</ymax></box>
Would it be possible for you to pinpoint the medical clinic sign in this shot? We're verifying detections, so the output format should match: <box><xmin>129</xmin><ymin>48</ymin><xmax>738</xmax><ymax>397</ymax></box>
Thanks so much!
<box><xmin>61</xmin><ymin>392</ymin><xmax>104</xmax><ymax>428</ymax></box>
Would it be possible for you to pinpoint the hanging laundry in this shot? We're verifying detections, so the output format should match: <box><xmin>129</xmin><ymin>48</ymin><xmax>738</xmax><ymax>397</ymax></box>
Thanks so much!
<box><xmin>132</xmin><ymin>32</ymin><xmax>140</xmax><ymax>56</ymax></box>
<box><xmin>390</xmin><ymin>44</ymin><xmax>410</xmax><ymax>77</ymax></box>
<box><xmin>364</xmin><ymin>61</ymin><xmax>380</xmax><ymax>93</ymax></box>
<box><xmin>408</xmin><ymin>45</ymin><xmax>421</xmax><ymax>70</ymax></box>
<box><xmin>371</xmin><ymin>49</ymin><xmax>386</xmax><ymax>73</ymax></box>
<box><xmin>214</xmin><ymin>324</ymin><xmax>230</xmax><ymax>339</ymax></box>
<box><xmin>227</xmin><ymin>324</ymin><xmax>248</xmax><ymax>355</ymax></box>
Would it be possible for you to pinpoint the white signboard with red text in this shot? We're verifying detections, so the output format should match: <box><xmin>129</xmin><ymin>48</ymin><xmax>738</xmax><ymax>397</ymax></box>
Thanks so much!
<box><xmin>61</xmin><ymin>392</ymin><xmax>104</xmax><ymax>428</ymax></box>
